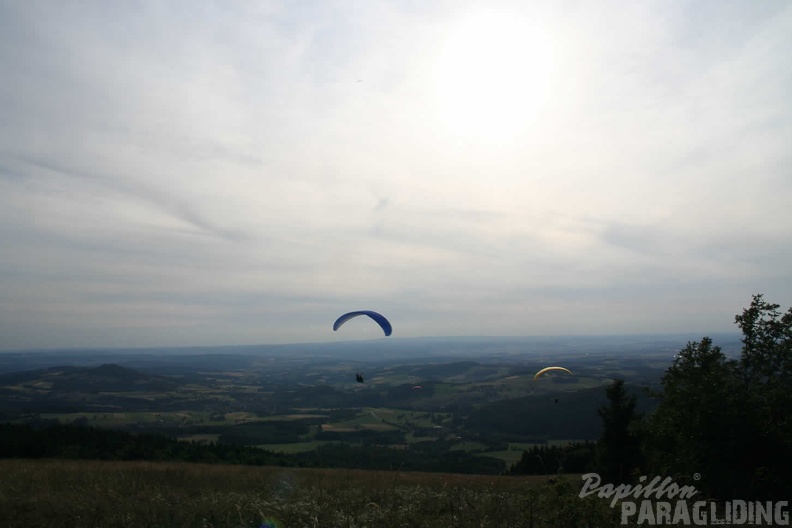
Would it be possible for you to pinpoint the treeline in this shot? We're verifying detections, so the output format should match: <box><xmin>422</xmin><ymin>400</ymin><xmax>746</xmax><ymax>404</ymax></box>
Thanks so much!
<box><xmin>507</xmin><ymin>442</ymin><xmax>597</xmax><ymax>475</ymax></box>
<box><xmin>0</xmin><ymin>423</ymin><xmax>296</xmax><ymax>467</ymax></box>
<box><xmin>0</xmin><ymin>422</ymin><xmax>507</xmax><ymax>475</ymax></box>
<box><xmin>218</xmin><ymin>420</ymin><xmax>311</xmax><ymax>445</ymax></box>
<box><xmin>571</xmin><ymin>294</ymin><xmax>791</xmax><ymax>501</ymax></box>
<box><xmin>299</xmin><ymin>441</ymin><xmax>505</xmax><ymax>475</ymax></box>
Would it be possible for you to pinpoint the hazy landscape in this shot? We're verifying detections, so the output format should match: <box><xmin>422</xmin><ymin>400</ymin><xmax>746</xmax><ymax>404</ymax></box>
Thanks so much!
<box><xmin>0</xmin><ymin>332</ymin><xmax>746</xmax><ymax>528</ymax></box>
<box><xmin>3</xmin><ymin>323</ymin><xmax>788</xmax><ymax>527</ymax></box>
<box><xmin>1</xmin><ymin>333</ymin><xmax>741</xmax><ymax>465</ymax></box>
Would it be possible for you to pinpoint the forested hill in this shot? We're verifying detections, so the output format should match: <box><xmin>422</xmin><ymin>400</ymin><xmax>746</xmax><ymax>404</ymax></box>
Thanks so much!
<box><xmin>467</xmin><ymin>383</ymin><xmax>655</xmax><ymax>441</ymax></box>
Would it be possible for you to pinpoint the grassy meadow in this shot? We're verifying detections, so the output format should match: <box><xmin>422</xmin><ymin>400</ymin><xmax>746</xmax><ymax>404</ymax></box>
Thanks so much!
<box><xmin>0</xmin><ymin>459</ymin><xmax>629</xmax><ymax>528</ymax></box>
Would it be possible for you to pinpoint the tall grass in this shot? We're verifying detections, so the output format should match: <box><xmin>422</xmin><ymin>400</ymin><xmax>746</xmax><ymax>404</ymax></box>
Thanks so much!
<box><xmin>0</xmin><ymin>459</ymin><xmax>628</xmax><ymax>527</ymax></box>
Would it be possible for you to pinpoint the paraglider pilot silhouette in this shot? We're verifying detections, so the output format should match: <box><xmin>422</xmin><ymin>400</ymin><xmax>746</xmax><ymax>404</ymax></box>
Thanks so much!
<box><xmin>333</xmin><ymin>310</ymin><xmax>392</xmax><ymax>384</ymax></box>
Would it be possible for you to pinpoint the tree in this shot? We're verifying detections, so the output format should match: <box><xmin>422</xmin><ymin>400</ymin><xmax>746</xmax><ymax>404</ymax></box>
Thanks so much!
<box><xmin>643</xmin><ymin>295</ymin><xmax>792</xmax><ymax>500</ymax></box>
<box><xmin>733</xmin><ymin>294</ymin><xmax>792</xmax><ymax>499</ymax></box>
<box><xmin>596</xmin><ymin>379</ymin><xmax>643</xmax><ymax>483</ymax></box>
<box><xmin>643</xmin><ymin>337</ymin><xmax>745</xmax><ymax>497</ymax></box>
<box><xmin>734</xmin><ymin>294</ymin><xmax>792</xmax><ymax>439</ymax></box>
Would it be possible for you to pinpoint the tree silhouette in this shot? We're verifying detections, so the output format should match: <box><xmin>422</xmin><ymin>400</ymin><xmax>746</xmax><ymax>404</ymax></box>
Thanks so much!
<box><xmin>644</xmin><ymin>294</ymin><xmax>792</xmax><ymax>499</ymax></box>
<box><xmin>596</xmin><ymin>379</ymin><xmax>643</xmax><ymax>483</ymax></box>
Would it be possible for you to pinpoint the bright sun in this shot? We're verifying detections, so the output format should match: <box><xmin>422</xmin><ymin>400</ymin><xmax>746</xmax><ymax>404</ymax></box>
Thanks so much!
<box><xmin>432</xmin><ymin>8</ymin><xmax>555</xmax><ymax>144</ymax></box>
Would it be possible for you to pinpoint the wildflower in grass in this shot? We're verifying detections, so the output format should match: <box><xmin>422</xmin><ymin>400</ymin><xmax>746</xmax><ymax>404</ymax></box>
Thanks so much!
<box><xmin>260</xmin><ymin>519</ymin><xmax>280</xmax><ymax>528</ymax></box>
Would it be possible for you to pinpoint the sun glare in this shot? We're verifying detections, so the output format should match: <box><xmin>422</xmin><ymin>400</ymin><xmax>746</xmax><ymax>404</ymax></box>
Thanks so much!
<box><xmin>432</xmin><ymin>9</ymin><xmax>555</xmax><ymax>144</ymax></box>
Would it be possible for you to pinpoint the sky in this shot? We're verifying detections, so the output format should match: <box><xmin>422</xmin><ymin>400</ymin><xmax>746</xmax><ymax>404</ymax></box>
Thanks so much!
<box><xmin>1</xmin><ymin>0</ymin><xmax>791</xmax><ymax>350</ymax></box>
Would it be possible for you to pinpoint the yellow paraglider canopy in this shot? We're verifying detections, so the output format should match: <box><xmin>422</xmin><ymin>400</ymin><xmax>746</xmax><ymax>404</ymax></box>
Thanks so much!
<box><xmin>533</xmin><ymin>366</ymin><xmax>572</xmax><ymax>380</ymax></box>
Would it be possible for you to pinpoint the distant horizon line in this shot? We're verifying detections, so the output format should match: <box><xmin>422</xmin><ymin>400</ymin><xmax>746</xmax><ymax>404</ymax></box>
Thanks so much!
<box><xmin>0</xmin><ymin>331</ymin><xmax>743</xmax><ymax>354</ymax></box>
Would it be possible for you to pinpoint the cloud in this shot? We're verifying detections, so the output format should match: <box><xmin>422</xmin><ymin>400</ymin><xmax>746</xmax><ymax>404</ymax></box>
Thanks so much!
<box><xmin>1</xmin><ymin>0</ymin><xmax>791</xmax><ymax>349</ymax></box>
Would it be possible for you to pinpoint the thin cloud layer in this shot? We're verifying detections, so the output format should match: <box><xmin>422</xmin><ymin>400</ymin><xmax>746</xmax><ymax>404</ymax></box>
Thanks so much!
<box><xmin>1</xmin><ymin>0</ymin><xmax>790</xmax><ymax>349</ymax></box>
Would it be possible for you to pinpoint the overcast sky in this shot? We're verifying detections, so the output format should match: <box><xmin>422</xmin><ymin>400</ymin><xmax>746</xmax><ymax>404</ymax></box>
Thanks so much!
<box><xmin>1</xmin><ymin>0</ymin><xmax>791</xmax><ymax>350</ymax></box>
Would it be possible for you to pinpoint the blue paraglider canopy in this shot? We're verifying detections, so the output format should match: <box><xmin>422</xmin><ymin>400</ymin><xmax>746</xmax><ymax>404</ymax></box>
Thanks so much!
<box><xmin>333</xmin><ymin>310</ymin><xmax>392</xmax><ymax>336</ymax></box>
